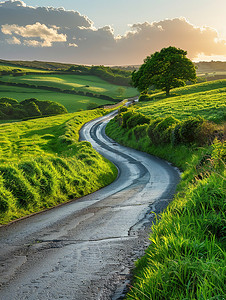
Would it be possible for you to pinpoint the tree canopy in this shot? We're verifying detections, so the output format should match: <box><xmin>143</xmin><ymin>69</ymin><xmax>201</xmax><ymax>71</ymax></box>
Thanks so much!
<box><xmin>132</xmin><ymin>47</ymin><xmax>197</xmax><ymax>96</ymax></box>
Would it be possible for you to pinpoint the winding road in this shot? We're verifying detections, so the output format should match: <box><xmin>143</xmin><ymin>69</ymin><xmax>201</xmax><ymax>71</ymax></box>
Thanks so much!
<box><xmin>0</xmin><ymin>111</ymin><xmax>180</xmax><ymax>300</ymax></box>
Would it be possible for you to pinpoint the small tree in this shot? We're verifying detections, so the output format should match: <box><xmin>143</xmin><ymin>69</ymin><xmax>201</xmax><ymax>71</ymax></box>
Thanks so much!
<box><xmin>132</xmin><ymin>46</ymin><xmax>196</xmax><ymax>96</ymax></box>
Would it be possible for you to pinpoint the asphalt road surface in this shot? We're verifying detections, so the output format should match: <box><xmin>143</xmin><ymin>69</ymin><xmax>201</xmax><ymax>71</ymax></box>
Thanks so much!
<box><xmin>0</xmin><ymin>111</ymin><xmax>180</xmax><ymax>300</ymax></box>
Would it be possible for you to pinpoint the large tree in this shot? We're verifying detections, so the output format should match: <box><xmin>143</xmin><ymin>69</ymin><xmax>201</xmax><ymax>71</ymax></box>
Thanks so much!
<box><xmin>132</xmin><ymin>47</ymin><xmax>197</xmax><ymax>96</ymax></box>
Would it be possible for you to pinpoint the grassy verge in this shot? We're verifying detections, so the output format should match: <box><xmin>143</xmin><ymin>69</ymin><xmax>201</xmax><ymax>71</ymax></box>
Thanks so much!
<box><xmin>106</xmin><ymin>107</ymin><xmax>225</xmax><ymax>299</ymax></box>
<box><xmin>0</xmin><ymin>109</ymin><xmax>118</xmax><ymax>224</ymax></box>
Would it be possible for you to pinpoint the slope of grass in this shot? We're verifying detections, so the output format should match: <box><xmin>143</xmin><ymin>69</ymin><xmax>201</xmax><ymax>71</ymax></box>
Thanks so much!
<box><xmin>1</xmin><ymin>73</ymin><xmax>137</xmax><ymax>100</ymax></box>
<box><xmin>0</xmin><ymin>109</ymin><xmax>118</xmax><ymax>224</ymax></box>
<box><xmin>0</xmin><ymin>64</ymin><xmax>50</xmax><ymax>73</ymax></box>
<box><xmin>143</xmin><ymin>79</ymin><xmax>226</xmax><ymax>99</ymax></box>
<box><xmin>105</xmin><ymin>87</ymin><xmax>225</xmax><ymax>299</ymax></box>
<box><xmin>138</xmin><ymin>87</ymin><xmax>226</xmax><ymax>123</ymax></box>
<box><xmin>0</xmin><ymin>85</ymin><xmax>115</xmax><ymax>113</ymax></box>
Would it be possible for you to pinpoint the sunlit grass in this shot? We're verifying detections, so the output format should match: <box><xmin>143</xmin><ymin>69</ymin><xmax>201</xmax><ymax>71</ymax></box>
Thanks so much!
<box><xmin>0</xmin><ymin>64</ymin><xmax>49</xmax><ymax>73</ymax></box>
<box><xmin>105</xmin><ymin>81</ymin><xmax>226</xmax><ymax>299</ymax></box>
<box><xmin>0</xmin><ymin>109</ymin><xmax>118</xmax><ymax>224</ymax></box>
<box><xmin>0</xmin><ymin>85</ymin><xmax>115</xmax><ymax>112</ymax></box>
<box><xmin>1</xmin><ymin>73</ymin><xmax>137</xmax><ymax>100</ymax></box>
<box><xmin>137</xmin><ymin>86</ymin><xmax>226</xmax><ymax>123</ymax></box>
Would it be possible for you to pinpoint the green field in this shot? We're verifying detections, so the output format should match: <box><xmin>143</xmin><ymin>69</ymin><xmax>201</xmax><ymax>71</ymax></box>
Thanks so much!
<box><xmin>0</xmin><ymin>109</ymin><xmax>117</xmax><ymax>224</ymax></box>
<box><xmin>1</xmin><ymin>73</ymin><xmax>137</xmax><ymax>99</ymax></box>
<box><xmin>144</xmin><ymin>79</ymin><xmax>226</xmax><ymax>98</ymax></box>
<box><xmin>0</xmin><ymin>64</ymin><xmax>49</xmax><ymax>73</ymax></box>
<box><xmin>0</xmin><ymin>85</ymin><xmax>116</xmax><ymax>112</ymax></box>
<box><xmin>137</xmin><ymin>87</ymin><xmax>226</xmax><ymax>123</ymax></box>
<box><xmin>106</xmin><ymin>80</ymin><xmax>226</xmax><ymax>300</ymax></box>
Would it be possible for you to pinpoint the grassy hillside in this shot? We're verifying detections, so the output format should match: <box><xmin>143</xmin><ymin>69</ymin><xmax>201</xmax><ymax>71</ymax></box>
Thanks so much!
<box><xmin>106</xmin><ymin>82</ymin><xmax>225</xmax><ymax>299</ymax></box>
<box><xmin>0</xmin><ymin>63</ymin><xmax>50</xmax><ymax>73</ymax></box>
<box><xmin>0</xmin><ymin>85</ymin><xmax>116</xmax><ymax>113</ymax></box>
<box><xmin>0</xmin><ymin>59</ymin><xmax>72</xmax><ymax>71</ymax></box>
<box><xmin>0</xmin><ymin>109</ymin><xmax>117</xmax><ymax>224</ymax></box>
<box><xmin>138</xmin><ymin>88</ymin><xmax>226</xmax><ymax>124</ymax></box>
<box><xmin>0</xmin><ymin>73</ymin><xmax>137</xmax><ymax>100</ymax></box>
<box><xmin>147</xmin><ymin>79</ymin><xmax>225</xmax><ymax>97</ymax></box>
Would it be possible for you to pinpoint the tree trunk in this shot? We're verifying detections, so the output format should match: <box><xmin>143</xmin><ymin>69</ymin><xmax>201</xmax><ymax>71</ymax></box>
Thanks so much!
<box><xmin>166</xmin><ymin>87</ymin><xmax>170</xmax><ymax>96</ymax></box>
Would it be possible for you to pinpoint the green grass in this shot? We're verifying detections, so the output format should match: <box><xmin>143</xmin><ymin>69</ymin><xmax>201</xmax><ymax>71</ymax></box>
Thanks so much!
<box><xmin>0</xmin><ymin>63</ymin><xmax>50</xmax><ymax>73</ymax></box>
<box><xmin>143</xmin><ymin>79</ymin><xmax>226</xmax><ymax>99</ymax></box>
<box><xmin>1</xmin><ymin>73</ymin><xmax>138</xmax><ymax>100</ymax></box>
<box><xmin>0</xmin><ymin>85</ymin><xmax>115</xmax><ymax>113</ymax></box>
<box><xmin>0</xmin><ymin>109</ymin><xmax>118</xmax><ymax>224</ymax></box>
<box><xmin>138</xmin><ymin>85</ymin><xmax>226</xmax><ymax>124</ymax></box>
<box><xmin>105</xmin><ymin>81</ymin><xmax>226</xmax><ymax>299</ymax></box>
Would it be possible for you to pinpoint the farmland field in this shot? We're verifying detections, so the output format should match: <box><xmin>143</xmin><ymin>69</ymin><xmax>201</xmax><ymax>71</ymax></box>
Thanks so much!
<box><xmin>0</xmin><ymin>73</ymin><xmax>137</xmax><ymax>99</ymax></box>
<box><xmin>0</xmin><ymin>85</ymin><xmax>115</xmax><ymax>112</ymax></box>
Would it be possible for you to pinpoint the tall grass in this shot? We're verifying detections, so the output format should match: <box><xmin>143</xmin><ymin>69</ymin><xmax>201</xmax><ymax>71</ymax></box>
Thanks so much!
<box><xmin>0</xmin><ymin>109</ymin><xmax>117</xmax><ymax>224</ymax></box>
<box><xmin>137</xmin><ymin>86</ymin><xmax>226</xmax><ymax>124</ymax></box>
<box><xmin>106</xmin><ymin>102</ymin><xmax>225</xmax><ymax>299</ymax></box>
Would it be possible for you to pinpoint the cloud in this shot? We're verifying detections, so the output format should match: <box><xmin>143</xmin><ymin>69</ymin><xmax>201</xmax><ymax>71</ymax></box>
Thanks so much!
<box><xmin>0</xmin><ymin>0</ymin><xmax>26</xmax><ymax>7</ymax></box>
<box><xmin>0</xmin><ymin>1</ymin><xmax>226</xmax><ymax>64</ymax></box>
<box><xmin>2</xmin><ymin>22</ymin><xmax>67</xmax><ymax>46</ymax></box>
<box><xmin>114</xmin><ymin>18</ymin><xmax>226</xmax><ymax>64</ymax></box>
<box><xmin>0</xmin><ymin>0</ymin><xmax>92</xmax><ymax>28</ymax></box>
<box><xmin>69</xmin><ymin>43</ymin><xmax>78</xmax><ymax>48</ymax></box>
<box><xmin>6</xmin><ymin>35</ymin><xmax>21</xmax><ymax>44</ymax></box>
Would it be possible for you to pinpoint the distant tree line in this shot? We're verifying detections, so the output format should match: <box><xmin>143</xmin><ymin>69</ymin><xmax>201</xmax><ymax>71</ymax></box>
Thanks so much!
<box><xmin>66</xmin><ymin>65</ymin><xmax>132</xmax><ymax>86</ymax></box>
<box><xmin>0</xmin><ymin>97</ymin><xmax>67</xmax><ymax>120</ymax></box>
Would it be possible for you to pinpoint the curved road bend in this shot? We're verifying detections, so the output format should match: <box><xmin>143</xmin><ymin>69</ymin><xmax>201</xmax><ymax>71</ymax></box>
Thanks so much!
<box><xmin>0</xmin><ymin>111</ymin><xmax>180</xmax><ymax>300</ymax></box>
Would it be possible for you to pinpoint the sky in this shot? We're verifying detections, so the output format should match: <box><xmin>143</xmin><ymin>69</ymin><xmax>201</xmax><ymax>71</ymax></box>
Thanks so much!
<box><xmin>0</xmin><ymin>0</ymin><xmax>226</xmax><ymax>65</ymax></box>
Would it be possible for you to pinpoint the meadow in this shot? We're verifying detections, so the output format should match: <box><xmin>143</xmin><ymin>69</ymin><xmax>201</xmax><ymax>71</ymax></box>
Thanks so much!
<box><xmin>0</xmin><ymin>63</ymin><xmax>50</xmax><ymax>73</ymax></box>
<box><xmin>138</xmin><ymin>86</ymin><xmax>226</xmax><ymax>123</ymax></box>
<box><xmin>105</xmin><ymin>80</ymin><xmax>226</xmax><ymax>299</ymax></box>
<box><xmin>0</xmin><ymin>85</ymin><xmax>115</xmax><ymax>113</ymax></box>
<box><xmin>1</xmin><ymin>73</ymin><xmax>137</xmax><ymax>99</ymax></box>
<box><xmin>0</xmin><ymin>109</ymin><xmax>118</xmax><ymax>224</ymax></box>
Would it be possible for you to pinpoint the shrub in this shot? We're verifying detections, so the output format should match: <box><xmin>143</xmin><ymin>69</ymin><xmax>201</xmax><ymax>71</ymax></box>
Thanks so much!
<box><xmin>119</xmin><ymin>106</ymin><xmax>128</xmax><ymax>113</ymax></box>
<box><xmin>179</xmin><ymin>116</ymin><xmax>204</xmax><ymax>144</ymax></box>
<box><xmin>0</xmin><ymin>97</ymin><xmax>18</xmax><ymax>105</ymax></box>
<box><xmin>121</xmin><ymin>110</ymin><xmax>135</xmax><ymax>128</ymax></box>
<box><xmin>126</xmin><ymin>113</ymin><xmax>150</xmax><ymax>129</ymax></box>
<box><xmin>147</xmin><ymin>117</ymin><xmax>164</xmax><ymax>144</ymax></box>
<box><xmin>154</xmin><ymin>116</ymin><xmax>180</xmax><ymax>144</ymax></box>
<box><xmin>139</xmin><ymin>94</ymin><xmax>152</xmax><ymax>101</ymax></box>
<box><xmin>133</xmin><ymin>124</ymin><xmax>149</xmax><ymax>141</ymax></box>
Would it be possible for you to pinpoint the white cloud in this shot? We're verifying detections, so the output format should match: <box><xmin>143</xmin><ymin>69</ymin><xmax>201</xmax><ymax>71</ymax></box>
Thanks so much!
<box><xmin>24</xmin><ymin>39</ymin><xmax>43</xmax><ymax>47</ymax></box>
<box><xmin>69</xmin><ymin>43</ymin><xmax>78</xmax><ymax>47</ymax></box>
<box><xmin>0</xmin><ymin>2</ymin><xmax>226</xmax><ymax>64</ymax></box>
<box><xmin>2</xmin><ymin>22</ymin><xmax>67</xmax><ymax>47</ymax></box>
<box><xmin>6</xmin><ymin>35</ymin><xmax>21</xmax><ymax>44</ymax></box>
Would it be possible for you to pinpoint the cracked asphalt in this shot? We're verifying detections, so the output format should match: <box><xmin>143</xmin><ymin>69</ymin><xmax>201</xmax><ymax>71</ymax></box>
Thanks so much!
<box><xmin>0</xmin><ymin>111</ymin><xmax>180</xmax><ymax>300</ymax></box>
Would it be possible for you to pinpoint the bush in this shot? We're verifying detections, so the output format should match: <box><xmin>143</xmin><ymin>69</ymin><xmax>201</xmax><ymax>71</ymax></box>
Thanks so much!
<box><xmin>126</xmin><ymin>112</ymin><xmax>150</xmax><ymax>129</ymax></box>
<box><xmin>121</xmin><ymin>110</ymin><xmax>135</xmax><ymax>128</ymax></box>
<box><xmin>147</xmin><ymin>117</ymin><xmax>164</xmax><ymax>144</ymax></box>
<box><xmin>139</xmin><ymin>94</ymin><xmax>152</xmax><ymax>101</ymax></box>
<box><xmin>133</xmin><ymin>124</ymin><xmax>149</xmax><ymax>141</ymax></box>
<box><xmin>179</xmin><ymin>116</ymin><xmax>204</xmax><ymax>144</ymax></box>
<box><xmin>154</xmin><ymin>116</ymin><xmax>180</xmax><ymax>144</ymax></box>
<box><xmin>119</xmin><ymin>106</ymin><xmax>128</xmax><ymax>113</ymax></box>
